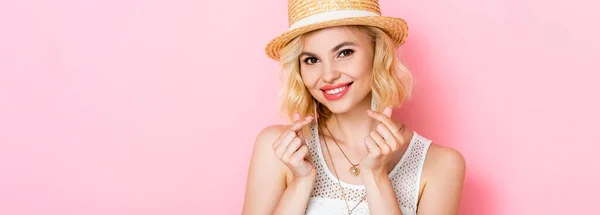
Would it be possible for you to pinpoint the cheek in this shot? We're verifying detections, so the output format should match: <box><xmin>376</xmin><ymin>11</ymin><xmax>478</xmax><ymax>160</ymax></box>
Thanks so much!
<box><xmin>345</xmin><ymin>57</ymin><xmax>372</xmax><ymax>78</ymax></box>
<box><xmin>299</xmin><ymin>68</ymin><xmax>320</xmax><ymax>88</ymax></box>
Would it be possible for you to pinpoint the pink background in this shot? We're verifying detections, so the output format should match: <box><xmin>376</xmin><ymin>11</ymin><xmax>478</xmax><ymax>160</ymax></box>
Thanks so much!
<box><xmin>1</xmin><ymin>0</ymin><xmax>599</xmax><ymax>214</ymax></box>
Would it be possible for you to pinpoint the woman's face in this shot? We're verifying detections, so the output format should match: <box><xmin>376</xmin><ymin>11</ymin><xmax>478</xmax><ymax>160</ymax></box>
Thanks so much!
<box><xmin>299</xmin><ymin>26</ymin><xmax>374</xmax><ymax>114</ymax></box>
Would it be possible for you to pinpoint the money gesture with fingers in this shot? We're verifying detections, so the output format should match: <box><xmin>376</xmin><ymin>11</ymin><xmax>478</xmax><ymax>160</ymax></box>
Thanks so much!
<box><xmin>272</xmin><ymin>112</ymin><xmax>316</xmax><ymax>179</ymax></box>
<box><xmin>360</xmin><ymin>106</ymin><xmax>408</xmax><ymax>175</ymax></box>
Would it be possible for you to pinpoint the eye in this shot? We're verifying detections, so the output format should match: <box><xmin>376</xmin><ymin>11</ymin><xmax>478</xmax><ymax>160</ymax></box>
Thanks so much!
<box><xmin>338</xmin><ymin>49</ymin><xmax>354</xmax><ymax>58</ymax></box>
<box><xmin>303</xmin><ymin>57</ymin><xmax>319</xmax><ymax>65</ymax></box>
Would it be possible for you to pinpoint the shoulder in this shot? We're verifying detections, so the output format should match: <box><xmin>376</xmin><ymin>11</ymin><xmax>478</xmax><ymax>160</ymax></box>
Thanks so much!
<box><xmin>251</xmin><ymin>124</ymin><xmax>297</xmax><ymax>183</ymax></box>
<box><xmin>251</xmin><ymin>124</ymin><xmax>290</xmax><ymax>164</ymax></box>
<box><xmin>242</xmin><ymin>125</ymin><xmax>291</xmax><ymax>214</ymax></box>
<box><xmin>246</xmin><ymin>124</ymin><xmax>292</xmax><ymax>182</ymax></box>
<box><xmin>254</xmin><ymin>124</ymin><xmax>287</xmax><ymax>146</ymax></box>
<box><xmin>251</xmin><ymin>124</ymin><xmax>292</xmax><ymax>169</ymax></box>
<box><xmin>423</xmin><ymin>143</ymin><xmax>466</xmax><ymax>181</ymax></box>
<box><xmin>415</xmin><ymin>141</ymin><xmax>466</xmax><ymax>213</ymax></box>
<box><xmin>427</xmin><ymin>144</ymin><xmax>466</xmax><ymax>168</ymax></box>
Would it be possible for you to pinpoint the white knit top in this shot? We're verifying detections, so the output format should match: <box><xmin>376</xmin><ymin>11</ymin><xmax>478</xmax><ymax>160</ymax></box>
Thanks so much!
<box><xmin>304</xmin><ymin>121</ymin><xmax>432</xmax><ymax>215</ymax></box>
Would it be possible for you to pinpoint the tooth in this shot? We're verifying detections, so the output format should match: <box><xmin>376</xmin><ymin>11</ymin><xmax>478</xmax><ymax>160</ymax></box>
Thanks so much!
<box><xmin>326</xmin><ymin>85</ymin><xmax>348</xmax><ymax>95</ymax></box>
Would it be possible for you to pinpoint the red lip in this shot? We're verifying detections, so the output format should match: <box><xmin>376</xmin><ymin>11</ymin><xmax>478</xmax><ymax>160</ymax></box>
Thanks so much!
<box><xmin>320</xmin><ymin>82</ymin><xmax>353</xmax><ymax>90</ymax></box>
<box><xmin>320</xmin><ymin>82</ymin><xmax>353</xmax><ymax>101</ymax></box>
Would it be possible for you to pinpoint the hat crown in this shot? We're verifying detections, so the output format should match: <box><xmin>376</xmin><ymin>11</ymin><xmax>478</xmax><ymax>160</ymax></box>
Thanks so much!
<box><xmin>287</xmin><ymin>0</ymin><xmax>381</xmax><ymax>27</ymax></box>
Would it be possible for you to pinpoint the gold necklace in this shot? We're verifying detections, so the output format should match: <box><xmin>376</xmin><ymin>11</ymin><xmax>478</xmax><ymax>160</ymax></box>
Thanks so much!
<box><xmin>324</xmin><ymin>125</ymin><xmax>362</xmax><ymax>177</ymax></box>
<box><xmin>321</xmin><ymin>124</ymin><xmax>366</xmax><ymax>215</ymax></box>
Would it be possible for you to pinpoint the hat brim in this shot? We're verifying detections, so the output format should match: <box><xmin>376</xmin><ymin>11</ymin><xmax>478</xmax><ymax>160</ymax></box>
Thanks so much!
<box><xmin>265</xmin><ymin>16</ymin><xmax>408</xmax><ymax>60</ymax></box>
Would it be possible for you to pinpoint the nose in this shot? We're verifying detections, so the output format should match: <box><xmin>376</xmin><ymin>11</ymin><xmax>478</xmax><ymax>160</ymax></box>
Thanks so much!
<box><xmin>321</xmin><ymin>61</ymin><xmax>341</xmax><ymax>83</ymax></box>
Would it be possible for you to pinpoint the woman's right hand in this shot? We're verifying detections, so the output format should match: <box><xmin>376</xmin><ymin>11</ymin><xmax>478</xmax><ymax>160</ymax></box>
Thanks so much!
<box><xmin>272</xmin><ymin>112</ymin><xmax>316</xmax><ymax>180</ymax></box>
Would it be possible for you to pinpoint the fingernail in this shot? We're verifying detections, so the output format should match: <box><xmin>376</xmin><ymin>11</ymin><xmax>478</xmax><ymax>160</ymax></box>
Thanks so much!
<box><xmin>367</xmin><ymin>110</ymin><xmax>373</xmax><ymax>115</ymax></box>
<box><xmin>305</xmin><ymin>116</ymin><xmax>313</xmax><ymax>121</ymax></box>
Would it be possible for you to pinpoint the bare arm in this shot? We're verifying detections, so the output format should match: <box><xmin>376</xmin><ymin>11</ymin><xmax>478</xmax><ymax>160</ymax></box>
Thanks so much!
<box><xmin>241</xmin><ymin>125</ymin><xmax>287</xmax><ymax>214</ymax></box>
<box><xmin>417</xmin><ymin>147</ymin><xmax>466</xmax><ymax>215</ymax></box>
<box><xmin>272</xmin><ymin>175</ymin><xmax>316</xmax><ymax>215</ymax></box>
<box><xmin>242</xmin><ymin>118</ymin><xmax>316</xmax><ymax>215</ymax></box>
<box><xmin>363</xmin><ymin>171</ymin><xmax>403</xmax><ymax>215</ymax></box>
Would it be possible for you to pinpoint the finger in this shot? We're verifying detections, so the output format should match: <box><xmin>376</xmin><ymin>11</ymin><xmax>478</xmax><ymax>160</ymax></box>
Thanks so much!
<box><xmin>272</xmin><ymin>116</ymin><xmax>311</xmax><ymax>150</ymax></box>
<box><xmin>288</xmin><ymin>116</ymin><xmax>314</xmax><ymax>133</ymax></box>
<box><xmin>274</xmin><ymin>140</ymin><xmax>287</xmax><ymax>159</ymax></box>
<box><xmin>367</xmin><ymin>109</ymin><xmax>401</xmax><ymax>140</ymax></box>
<box><xmin>292</xmin><ymin>112</ymin><xmax>308</xmax><ymax>142</ymax></box>
<box><xmin>290</xmin><ymin>145</ymin><xmax>309</xmax><ymax>167</ymax></box>
<box><xmin>282</xmin><ymin>137</ymin><xmax>302</xmax><ymax>162</ymax></box>
<box><xmin>272</xmin><ymin>136</ymin><xmax>282</xmax><ymax>151</ymax></box>
<box><xmin>289</xmin><ymin>116</ymin><xmax>313</xmax><ymax>144</ymax></box>
<box><xmin>370</xmin><ymin>130</ymin><xmax>391</xmax><ymax>154</ymax></box>
<box><xmin>367</xmin><ymin>108</ymin><xmax>396</xmax><ymax>130</ymax></box>
<box><xmin>272</xmin><ymin>128</ymin><xmax>293</xmax><ymax>150</ymax></box>
<box><xmin>277</xmin><ymin>128</ymin><xmax>299</xmax><ymax>153</ymax></box>
<box><xmin>364</xmin><ymin>136</ymin><xmax>381</xmax><ymax>156</ymax></box>
<box><xmin>292</xmin><ymin>112</ymin><xmax>302</xmax><ymax>122</ymax></box>
<box><xmin>274</xmin><ymin>130</ymin><xmax>297</xmax><ymax>158</ymax></box>
<box><xmin>375</xmin><ymin>123</ymin><xmax>397</xmax><ymax>150</ymax></box>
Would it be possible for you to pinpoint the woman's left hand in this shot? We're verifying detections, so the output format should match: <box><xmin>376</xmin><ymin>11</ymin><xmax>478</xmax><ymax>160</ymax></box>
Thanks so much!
<box><xmin>360</xmin><ymin>106</ymin><xmax>408</xmax><ymax>176</ymax></box>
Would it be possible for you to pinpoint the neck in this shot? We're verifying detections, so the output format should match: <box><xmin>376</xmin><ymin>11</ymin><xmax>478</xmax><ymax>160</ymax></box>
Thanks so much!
<box><xmin>323</xmin><ymin>95</ymin><xmax>378</xmax><ymax>148</ymax></box>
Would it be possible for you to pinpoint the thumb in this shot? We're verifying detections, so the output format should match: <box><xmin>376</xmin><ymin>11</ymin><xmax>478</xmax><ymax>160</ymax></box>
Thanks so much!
<box><xmin>382</xmin><ymin>106</ymin><xmax>393</xmax><ymax>118</ymax></box>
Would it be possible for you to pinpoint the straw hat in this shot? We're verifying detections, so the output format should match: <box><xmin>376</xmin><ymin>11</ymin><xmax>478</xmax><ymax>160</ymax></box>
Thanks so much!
<box><xmin>265</xmin><ymin>0</ymin><xmax>409</xmax><ymax>60</ymax></box>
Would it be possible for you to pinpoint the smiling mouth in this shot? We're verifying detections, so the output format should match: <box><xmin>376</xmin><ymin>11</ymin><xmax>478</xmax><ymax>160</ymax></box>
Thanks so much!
<box><xmin>320</xmin><ymin>82</ymin><xmax>353</xmax><ymax>100</ymax></box>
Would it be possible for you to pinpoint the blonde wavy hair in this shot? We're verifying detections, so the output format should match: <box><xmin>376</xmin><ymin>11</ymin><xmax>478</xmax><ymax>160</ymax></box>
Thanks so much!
<box><xmin>277</xmin><ymin>25</ymin><xmax>414</xmax><ymax>122</ymax></box>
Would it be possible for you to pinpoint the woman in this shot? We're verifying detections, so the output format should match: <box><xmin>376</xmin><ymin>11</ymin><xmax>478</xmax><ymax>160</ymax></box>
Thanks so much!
<box><xmin>242</xmin><ymin>0</ymin><xmax>466</xmax><ymax>214</ymax></box>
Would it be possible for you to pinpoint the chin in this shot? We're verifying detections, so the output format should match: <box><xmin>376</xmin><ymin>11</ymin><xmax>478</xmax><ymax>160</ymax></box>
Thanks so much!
<box><xmin>319</xmin><ymin>97</ymin><xmax>359</xmax><ymax>114</ymax></box>
<box><xmin>323</xmin><ymin>104</ymin><xmax>351</xmax><ymax>114</ymax></box>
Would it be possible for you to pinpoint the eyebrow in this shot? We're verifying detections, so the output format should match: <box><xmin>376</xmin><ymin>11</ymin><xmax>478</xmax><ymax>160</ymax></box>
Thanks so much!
<box><xmin>299</xmin><ymin>41</ymin><xmax>356</xmax><ymax>58</ymax></box>
<box><xmin>331</xmin><ymin>41</ymin><xmax>355</xmax><ymax>53</ymax></box>
<box><xmin>299</xmin><ymin>51</ymin><xmax>316</xmax><ymax>58</ymax></box>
